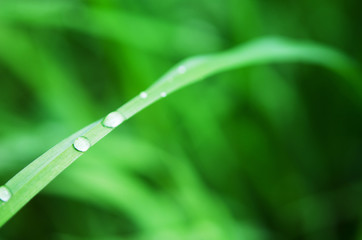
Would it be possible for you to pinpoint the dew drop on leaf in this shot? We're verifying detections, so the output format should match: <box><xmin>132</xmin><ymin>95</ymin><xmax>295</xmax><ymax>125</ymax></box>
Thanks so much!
<box><xmin>0</xmin><ymin>186</ymin><xmax>12</xmax><ymax>202</ymax></box>
<box><xmin>102</xmin><ymin>112</ymin><xmax>125</xmax><ymax>128</ymax></box>
<box><xmin>140</xmin><ymin>92</ymin><xmax>148</xmax><ymax>99</ymax></box>
<box><xmin>73</xmin><ymin>137</ymin><xmax>91</xmax><ymax>152</ymax></box>
<box><xmin>177</xmin><ymin>65</ymin><xmax>187</xmax><ymax>74</ymax></box>
<box><xmin>160</xmin><ymin>92</ymin><xmax>167</xmax><ymax>98</ymax></box>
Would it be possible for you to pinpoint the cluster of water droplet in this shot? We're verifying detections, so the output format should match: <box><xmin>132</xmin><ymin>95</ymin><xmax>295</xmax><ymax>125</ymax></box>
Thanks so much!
<box><xmin>139</xmin><ymin>65</ymin><xmax>187</xmax><ymax>100</ymax></box>
<box><xmin>3</xmin><ymin>66</ymin><xmax>189</xmax><ymax>206</ymax></box>
<box><xmin>73</xmin><ymin>112</ymin><xmax>126</xmax><ymax>152</ymax></box>
<box><xmin>71</xmin><ymin>65</ymin><xmax>188</xmax><ymax>153</ymax></box>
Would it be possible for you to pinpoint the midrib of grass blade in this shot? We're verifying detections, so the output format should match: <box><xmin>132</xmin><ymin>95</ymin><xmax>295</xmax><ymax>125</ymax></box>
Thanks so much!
<box><xmin>0</xmin><ymin>37</ymin><xmax>359</xmax><ymax>227</ymax></box>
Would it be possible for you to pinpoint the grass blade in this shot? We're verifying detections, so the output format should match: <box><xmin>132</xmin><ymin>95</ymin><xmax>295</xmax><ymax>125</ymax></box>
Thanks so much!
<box><xmin>0</xmin><ymin>37</ymin><xmax>359</xmax><ymax>227</ymax></box>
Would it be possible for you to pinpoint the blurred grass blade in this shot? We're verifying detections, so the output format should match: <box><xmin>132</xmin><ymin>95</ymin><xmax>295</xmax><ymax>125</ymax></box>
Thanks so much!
<box><xmin>0</xmin><ymin>25</ymin><xmax>95</xmax><ymax>125</ymax></box>
<box><xmin>0</xmin><ymin>37</ymin><xmax>359</xmax><ymax>227</ymax></box>
<box><xmin>0</xmin><ymin>1</ymin><xmax>222</xmax><ymax>55</ymax></box>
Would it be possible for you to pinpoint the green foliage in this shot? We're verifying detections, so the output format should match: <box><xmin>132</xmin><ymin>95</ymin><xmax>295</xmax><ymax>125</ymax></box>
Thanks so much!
<box><xmin>1</xmin><ymin>36</ymin><xmax>357</xmax><ymax>230</ymax></box>
<box><xmin>0</xmin><ymin>0</ymin><xmax>361</xmax><ymax>239</ymax></box>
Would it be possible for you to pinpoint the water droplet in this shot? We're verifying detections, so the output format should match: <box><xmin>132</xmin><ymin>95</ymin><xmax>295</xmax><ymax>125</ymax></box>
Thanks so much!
<box><xmin>102</xmin><ymin>112</ymin><xmax>125</xmax><ymax>128</ymax></box>
<box><xmin>140</xmin><ymin>92</ymin><xmax>148</xmax><ymax>99</ymax></box>
<box><xmin>177</xmin><ymin>66</ymin><xmax>187</xmax><ymax>74</ymax></box>
<box><xmin>73</xmin><ymin>136</ymin><xmax>91</xmax><ymax>152</ymax></box>
<box><xmin>0</xmin><ymin>186</ymin><xmax>12</xmax><ymax>202</ymax></box>
<box><xmin>160</xmin><ymin>92</ymin><xmax>167</xmax><ymax>98</ymax></box>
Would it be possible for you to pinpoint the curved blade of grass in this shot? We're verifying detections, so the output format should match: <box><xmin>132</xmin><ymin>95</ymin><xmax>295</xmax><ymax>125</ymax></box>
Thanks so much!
<box><xmin>0</xmin><ymin>1</ymin><xmax>222</xmax><ymax>55</ymax></box>
<box><xmin>0</xmin><ymin>37</ymin><xmax>360</xmax><ymax>227</ymax></box>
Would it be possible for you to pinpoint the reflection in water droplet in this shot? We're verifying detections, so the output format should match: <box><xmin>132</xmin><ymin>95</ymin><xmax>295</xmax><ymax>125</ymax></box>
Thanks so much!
<box><xmin>177</xmin><ymin>66</ymin><xmax>187</xmax><ymax>74</ymax></box>
<box><xmin>73</xmin><ymin>136</ymin><xmax>91</xmax><ymax>152</ymax></box>
<box><xmin>160</xmin><ymin>92</ymin><xmax>167</xmax><ymax>98</ymax></box>
<box><xmin>0</xmin><ymin>186</ymin><xmax>12</xmax><ymax>202</ymax></box>
<box><xmin>102</xmin><ymin>112</ymin><xmax>125</xmax><ymax>128</ymax></box>
<box><xmin>140</xmin><ymin>92</ymin><xmax>148</xmax><ymax>99</ymax></box>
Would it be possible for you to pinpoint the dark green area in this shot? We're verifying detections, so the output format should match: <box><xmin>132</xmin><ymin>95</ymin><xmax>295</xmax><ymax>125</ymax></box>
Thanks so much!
<box><xmin>0</xmin><ymin>0</ymin><xmax>361</xmax><ymax>239</ymax></box>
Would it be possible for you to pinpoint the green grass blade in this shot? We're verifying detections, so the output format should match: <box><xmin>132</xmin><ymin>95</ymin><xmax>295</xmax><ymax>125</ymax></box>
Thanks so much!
<box><xmin>0</xmin><ymin>37</ymin><xmax>359</xmax><ymax>227</ymax></box>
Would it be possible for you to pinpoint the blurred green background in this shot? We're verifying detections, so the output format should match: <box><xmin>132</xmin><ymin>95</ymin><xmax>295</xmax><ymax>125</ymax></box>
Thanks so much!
<box><xmin>0</xmin><ymin>0</ymin><xmax>361</xmax><ymax>239</ymax></box>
